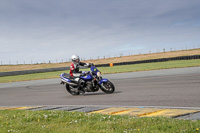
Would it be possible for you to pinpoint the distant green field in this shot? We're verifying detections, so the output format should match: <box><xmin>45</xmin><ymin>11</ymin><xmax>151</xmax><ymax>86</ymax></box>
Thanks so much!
<box><xmin>0</xmin><ymin>110</ymin><xmax>199</xmax><ymax>133</ymax></box>
<box><xmin>0</xmin><ymin>59</ymin><xmax>200</xmax><ymax>83</ymax></box>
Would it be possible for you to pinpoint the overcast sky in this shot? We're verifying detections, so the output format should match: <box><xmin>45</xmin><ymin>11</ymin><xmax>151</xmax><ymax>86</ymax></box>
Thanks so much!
<box><xmin>1</xmin><ymin>0</ymin><xmax>200</xmax><ymax>64</ymax></box>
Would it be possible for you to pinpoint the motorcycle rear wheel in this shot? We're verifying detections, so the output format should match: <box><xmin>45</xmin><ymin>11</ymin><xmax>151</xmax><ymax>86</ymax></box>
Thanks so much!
<box><xmin>100</xmin><ymin>80</ymin><xmax>115</xmax><ymax>94</ymax></box>
<box><xmin>66</xmin><ymin>84</ymin><xmax>80</xmax><ymax>95</ymax></box>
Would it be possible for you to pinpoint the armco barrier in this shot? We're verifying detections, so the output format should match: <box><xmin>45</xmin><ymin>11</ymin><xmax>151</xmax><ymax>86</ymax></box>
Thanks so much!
<box><xmin>0</xmin><ymin>67</ymin><xmax>68</xmax><ymax>77</ymax></box>
<box><xmin>111</xmin><ymin>55</ymin><xmax>200</xmax><ymax>66</ymax></box>
<box><xmin>0</xmin><ymin>55</ymin><xmax>200</xmax><ymax>77</ymax></box>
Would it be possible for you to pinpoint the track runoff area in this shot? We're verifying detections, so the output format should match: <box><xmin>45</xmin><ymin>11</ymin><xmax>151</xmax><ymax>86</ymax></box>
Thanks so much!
<box><xmin>0</xmin><ymin>105</ymin><xmax>200</xmax><ymax>120</ymax></box>
<box><xmin>0</xmin><ymin>67</ymin><xmax>200</xmax><ymax>120</ymax></box>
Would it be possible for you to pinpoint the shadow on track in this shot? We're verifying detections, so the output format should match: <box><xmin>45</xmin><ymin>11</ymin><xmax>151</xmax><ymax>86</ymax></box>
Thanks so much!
<box><xmin>78</xmin><ymin>91</ymin><xmax>122</xmax><ymax>96</ymax></box>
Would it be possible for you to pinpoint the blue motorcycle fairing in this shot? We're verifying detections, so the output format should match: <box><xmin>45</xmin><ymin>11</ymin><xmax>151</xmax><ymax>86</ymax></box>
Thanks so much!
<box><xmin>80</xmin><ymin>73</ymin><xmax>93</xmax><ymax>81</ymax></box>
<box><xmin>60</xmin><ymin>66</ymin><xmax>100</xmax><ymax>83</ymax></box>
<box><xmin>60</xmin><ymin>73</ymin><xmax>72</xmax><ymax>82</ymax></box>
<box><xmin>62</xmin><ymin>78</ymin><xmax>71</xmax><ymax>82</ymax></box>
<box><xmin>91</xmin><ymin>66</ymin><xmax>100</xmax><ymax>75</ymax></box>
<box><xmin>80</xmin><ymin>66</ymin><xmax>100</xmax><ymax>81</ymax></box>
<box><xmin>99</xmin><ymin>78</ymin><xmax>108</xmax><ymax>85</ymax></box>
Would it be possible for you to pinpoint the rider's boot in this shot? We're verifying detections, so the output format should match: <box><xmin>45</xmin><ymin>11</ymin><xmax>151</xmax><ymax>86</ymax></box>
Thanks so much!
<box><xmin>75</xmin><ymin>86</ymin><xmax>80</xmax><ymax>93</ymax></box>
<box><xmin>75</xmin><ymin>84</ymin><xmax>85</xmax><ymax>93</ymax></box>
<box><xmin>75</xmin><ymin>83</ymin><xmax>82</xmax><ymax>93</ymax></box>
<box><xmin>79</xmin><ymin>89</ymin><xmax>85</xmax><ymax>94</ymax></box>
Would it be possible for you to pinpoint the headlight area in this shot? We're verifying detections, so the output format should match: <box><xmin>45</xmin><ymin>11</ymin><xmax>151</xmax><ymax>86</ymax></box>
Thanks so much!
<box><xmin>97</xmin><ymin>72</ymin><xmax>101</xmax><ymax>77</ymax></box>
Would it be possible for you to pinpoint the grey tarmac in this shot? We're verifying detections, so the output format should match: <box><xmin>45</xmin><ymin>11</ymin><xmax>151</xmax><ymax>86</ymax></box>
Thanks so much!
<box><xmin>0</xmin><ymin>67</ymin><xmax>200</xmax><ymax>120</ymax></box>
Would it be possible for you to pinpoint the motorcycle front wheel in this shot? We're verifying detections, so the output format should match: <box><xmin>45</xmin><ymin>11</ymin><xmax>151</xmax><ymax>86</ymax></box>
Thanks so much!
<box><xmin>100</xmin><ymin>80</ymin><xmax>115</xmax><ymax>94</ymax></box>
<box><xmin>66</xmin><ymin>84</ymin><xmax>80</xmax><ymax>95</ymax></box>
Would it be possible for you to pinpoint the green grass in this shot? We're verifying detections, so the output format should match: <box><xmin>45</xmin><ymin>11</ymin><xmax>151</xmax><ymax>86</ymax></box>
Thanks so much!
<box><xmin>98</xmin><ymin>59</ymin><xmax>200</xmax><ymax>74</ymax></box>
<box><xmin>0</xmin><ymin>110</ymin><xmax>199</xmax><ymax>133</ymax></box>
<box><xmin>0</xmin><ymin>70</ymin><xmax>70</xmax><ymax>83</ymax></box>
<box><xmin>0</xmin><ymin>59</ymin><xmax>200</xmax><ymax>83</ymax></box>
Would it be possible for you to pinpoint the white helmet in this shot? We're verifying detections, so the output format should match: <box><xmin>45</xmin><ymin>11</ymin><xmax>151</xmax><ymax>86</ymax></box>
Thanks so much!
<box><xmin>71</xmin><ymin>55</ymin><xmax>80</xmax><ymax>64</ymax></box>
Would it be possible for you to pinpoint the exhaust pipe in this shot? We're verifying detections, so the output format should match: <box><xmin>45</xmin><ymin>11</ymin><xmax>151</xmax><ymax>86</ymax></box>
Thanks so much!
<box><xmin>61</xmin><ymin>79</ymin><xmax>77</xmax><ymax>87</ymax></box>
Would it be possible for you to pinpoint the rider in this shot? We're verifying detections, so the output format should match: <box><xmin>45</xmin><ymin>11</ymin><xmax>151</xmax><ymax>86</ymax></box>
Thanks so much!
<box><xmin>70</xmin><ymin>55</ymin><xmax>91</xmax><ymax>92</ymax></box>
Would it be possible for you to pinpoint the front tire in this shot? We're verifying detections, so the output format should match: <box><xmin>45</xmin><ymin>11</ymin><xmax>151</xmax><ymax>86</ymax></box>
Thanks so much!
<box><xmin>100</xmin><ymin>80</ymin><xmax>115</xmax><ymax>94</ymax></box>
<box><xmin>66</xmin><ymin>84</ymin><xmax>80</xmax><ymax>95</ymax></box>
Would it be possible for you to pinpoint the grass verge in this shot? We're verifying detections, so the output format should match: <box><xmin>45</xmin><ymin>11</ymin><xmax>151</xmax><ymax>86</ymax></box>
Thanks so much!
<box><xmin>0</xmin><ymin>110</ymin><xmax>199</xmax><ymax>133</ymax></box>
<box><xmin>0</xmin><ymin>59</ymin><xmax>200</xmax><ymax>83</ymax></box>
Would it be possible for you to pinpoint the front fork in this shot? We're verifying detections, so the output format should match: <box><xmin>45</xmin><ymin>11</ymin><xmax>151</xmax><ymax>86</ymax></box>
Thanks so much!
<box><xmin>90</xmin><ymin>72</ymin><xmax>108</xmax><ymax>90</ymax></box>
<box><xmin>97</xmin><ymin>78</ymin><xmax>108</xmax><ymax>90</ymax></box>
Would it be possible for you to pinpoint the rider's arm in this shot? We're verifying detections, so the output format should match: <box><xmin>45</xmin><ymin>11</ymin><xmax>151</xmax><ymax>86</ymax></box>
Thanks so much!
<box><xmin>79</xmin><ymin>62</ymin><xmax>90</xmax><ymax>67</ymax></box>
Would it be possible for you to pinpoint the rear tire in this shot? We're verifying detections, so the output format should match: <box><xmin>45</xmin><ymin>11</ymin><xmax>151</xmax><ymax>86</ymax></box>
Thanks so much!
<box><xmin>100</xmin><ymin>80</ymin><xmax>115</xmax><ymax>94</ymax></box>
<box><xmin>66</xmin><ymin>84</ymin><xmax>80</xmax><ymax>95</ymax></box>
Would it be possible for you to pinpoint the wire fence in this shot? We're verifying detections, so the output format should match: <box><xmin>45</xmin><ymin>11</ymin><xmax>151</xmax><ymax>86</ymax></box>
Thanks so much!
<box><xmin>1</xmin><ymin>46</ymin><xmax>200</xmax><ymax>65</ymax></box>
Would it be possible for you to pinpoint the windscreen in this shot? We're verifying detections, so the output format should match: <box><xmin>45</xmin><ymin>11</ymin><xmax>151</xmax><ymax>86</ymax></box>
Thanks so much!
<box><xmin>90</xmin><ymin>66</ymin><xmax>100</xmax><ymax>75</ymax></box>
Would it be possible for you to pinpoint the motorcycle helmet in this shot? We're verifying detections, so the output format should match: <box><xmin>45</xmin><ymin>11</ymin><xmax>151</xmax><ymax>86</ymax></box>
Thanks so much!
<box><xmin>71</xmin><ymin>55</ymin><xmax>80</xmax><ymax>64</ymax></box>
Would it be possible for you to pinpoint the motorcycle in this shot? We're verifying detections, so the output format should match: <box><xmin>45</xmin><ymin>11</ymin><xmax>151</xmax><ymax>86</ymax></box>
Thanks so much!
<box><xmin>60</xmin><ymin>64</ymin><xmax>115</xmax><ymax>95</ymax></box>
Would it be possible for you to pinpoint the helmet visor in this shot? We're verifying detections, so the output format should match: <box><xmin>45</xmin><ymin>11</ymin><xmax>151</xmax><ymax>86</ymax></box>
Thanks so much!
<box><xmin>73</xmin><ymin>59</ymin><xmax>80</xmax><ymax>64</ymax></box>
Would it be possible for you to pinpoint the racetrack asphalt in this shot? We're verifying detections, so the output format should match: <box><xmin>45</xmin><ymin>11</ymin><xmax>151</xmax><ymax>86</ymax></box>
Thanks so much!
<box><xmin>0</xmin><ymin>67</ymin><xmax>200</xmax><ymax>119</ymax></box>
